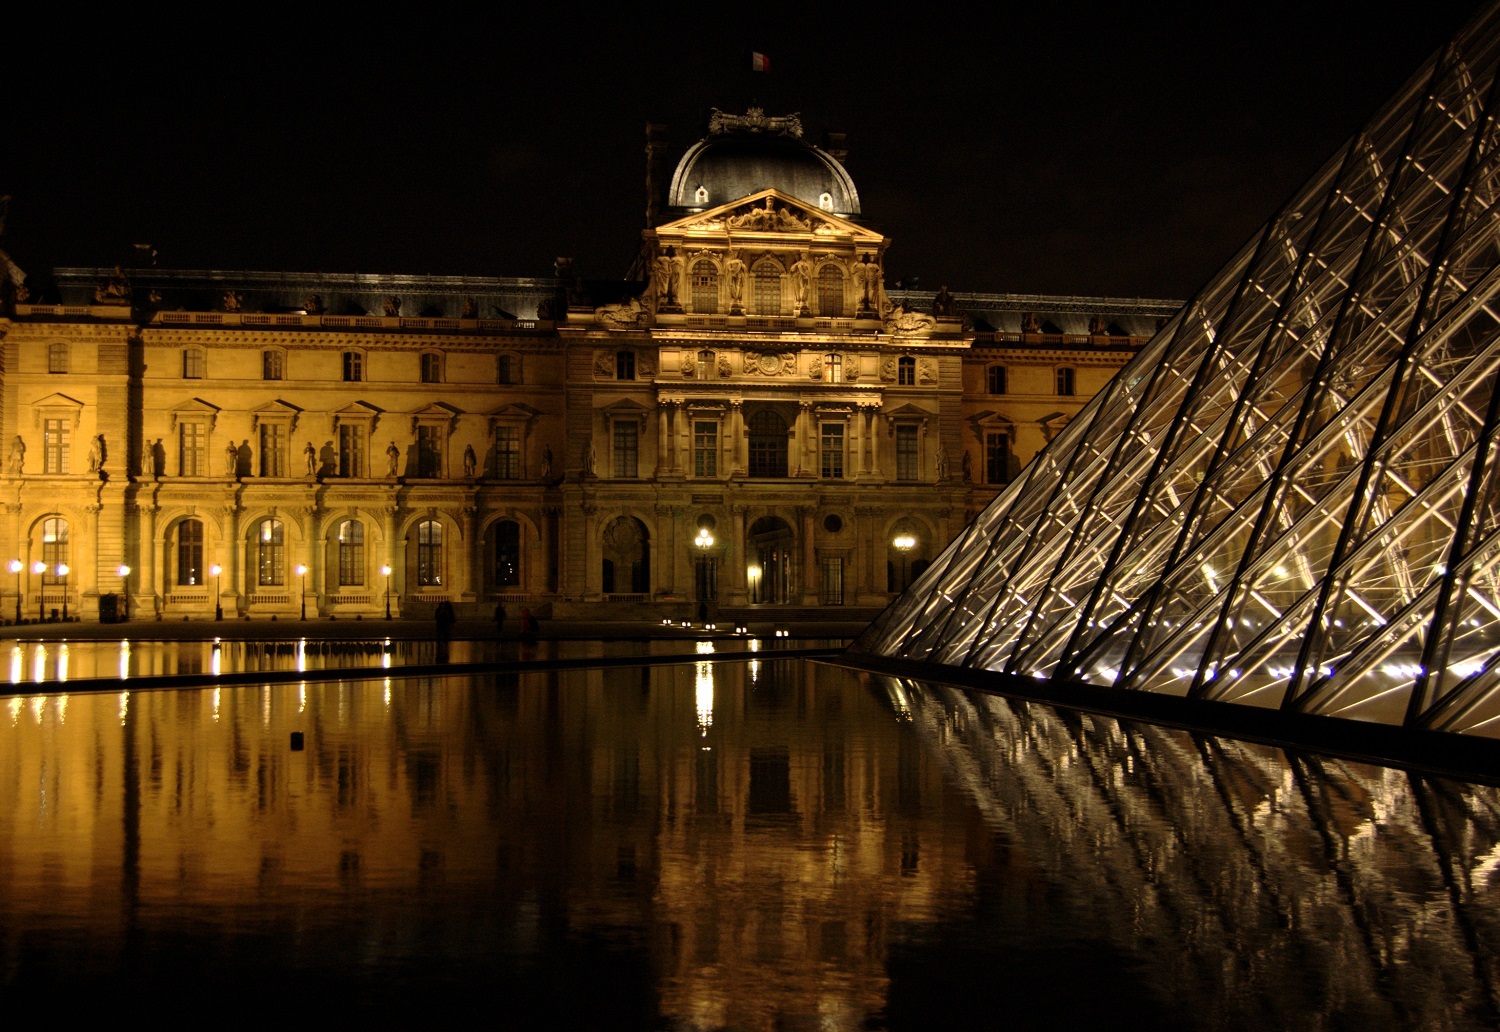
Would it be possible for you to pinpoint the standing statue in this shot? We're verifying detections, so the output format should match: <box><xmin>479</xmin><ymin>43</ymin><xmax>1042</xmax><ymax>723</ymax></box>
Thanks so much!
<box><xmin>962</xmin><ymin>449</ymin><xmax>973</xmax><ymax>482</ymax></box>
<box><xmin>225</xmin><ymin>441</ymin><xmax>238</xmax><ymax>477</ymax></box>
<box><xmin>936</xmin><ymin>447</ymin><xmax>949</xmax><ymax>482</ymax></box>
<box><xmin>789</xmin><ymin>251</ymin><xmax>813</xmax><ymax>314</ymax></box>
<box><xmin>463</xmin><ymin>444</ymin><xmax>477</xmax><ymax>478</ymax></box>
<box><xmin>7</xmin><ymin>435</ymin><xmax>23</xmax><ymax>475</ymax></box>
<box><xmin>386</xmin><ymin>440</ymin><xmax>401</xmax><ymax>477</ymax></box>
<box><xmin>654</xmin><ymin>246</ymin><xmax>682</xmax><ymax>308</ymax></box>
<box><xmin>725</xmin><ymin>251</ymin><xmax>747</xmax><ymax>313</ymax></box>
<box><xmin>304</xmin><ymin>441</ymin><xmax>317</xmax><ymax>476</ymax></box>
<box><xmin>855</xmin><ymin>254</ymin><xmax>882</xmax><ymax>311</ymax></box>
<box><xmin>586</xmin><ymin>438</ymin><xmax>598</xmax><ymax>477</ymax></box>
<box><xmin>540</xmin><ymin>445</ymin><xmax>554</xmax><ymax>480</ymax></box>
<box><xmin>383</xmin><ymin>295</ymin><xmax>401</xmax><ymax>317</ymax></box>
<box><xmin>933</xmin><ymin>284</ymin><xmax>957</xmax><ymax>318</ymax></box>
<box><xmin>87</xmin><ymin>433</ymin><xmax>106</xmax><ymax>473</ymax></box>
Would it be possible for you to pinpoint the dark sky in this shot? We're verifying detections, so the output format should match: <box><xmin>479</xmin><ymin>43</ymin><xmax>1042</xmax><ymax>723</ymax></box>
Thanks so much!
<box><xmin>2</xmin><ymin>4</ymin><xmax>1482</xmax><ymax>300</ymax></box>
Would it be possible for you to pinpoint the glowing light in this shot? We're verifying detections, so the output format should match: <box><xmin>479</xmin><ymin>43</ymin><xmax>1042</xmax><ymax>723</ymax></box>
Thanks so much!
<box><xmin>31</xmin><ymin>645</ymin><xmax>46</xmax><ymax>684</ymax></box>
<box><xmin>695</xmin><ymin>661</ymin><xmax>714</xmax><ymax>735</ymax></box>
<box><xmin>118</xmin><ymin>641</ymin><xmax>130</xmax><ymax>680</ymax></box>
<box><xmin>56</xmin><ymin>644</ymin><xmax>68</xmax><ymax>683</ymax></box>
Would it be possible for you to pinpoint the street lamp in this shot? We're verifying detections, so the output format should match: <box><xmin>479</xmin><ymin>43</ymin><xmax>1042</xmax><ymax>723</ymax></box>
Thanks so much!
<box><xmin>893</xmin><ymin>532</ymin><xmax>916</xmax><ymax>592</ymax></box>
<box><xmin>296</xmin><ymin>563</ymin><xmax>308</xmax><ymax>620</ymax></box>
<box><xmin>210</xmin><ymin>563</ymin><xmax>222</xmax><ymax>621</ymax></box>
<box><xmin>695</xmin><ymin>527</ymin><xmax>715</xmax><ymax>621</ymax></box>
<box><xmin>56</xmin><ymin>563</ymin><xmax>69</xmax><ymax>621</ymax></box>
<box><xmin>7</xmin><ymin>560</ymin><xmax>20</xmax><ymax>625</ymax></box>
<box><xmin>31</xmin><ymin>561</ymin><xmax>44</xmax><ymax>622</ymax></box>
<box><xmin>380</xmin><ymin>564</ymin><xmax>392</xmax><ymax>619</ymax></box>
<box><xmin>117</xmin><ymin>564</ymin><xmax>131</xmax><ymax>621</ymax></box>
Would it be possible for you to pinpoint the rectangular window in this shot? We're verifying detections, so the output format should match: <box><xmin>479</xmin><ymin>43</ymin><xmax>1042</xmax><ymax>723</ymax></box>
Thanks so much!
<box><xmin>820</xmin><ymin>423</ymin><xmax>844</xmax><ymax>479</ymax></box>
<box><xmin>338</xmin><ymin>423</ymin><xmax>366</xmax><ymax>478</ymax></box>
<box><xmin>1056</xmin><ymin>367</ymin><xmax>1075</xmax><ymax>396</ymax></box>
<box><xmin>343</xmin><ymin>351</ymin><xmax>363</xmax><ymax>382</ymax></box>
<box><xmin>821</xmin><ymin>557</ymin><xmax>844</xmax><ymax>605</ymax></box>
<box><xmin>987</xmin><ymin>365</ymin><xmax>1007</xmax><ymax>394</ymax></box>
<box><xmin>416</xmin><ymin>425</ymin><xmax>442</xmax><ymax>477</ymax></box>
<box><xmin>48</xmin><ymin>344</ymin><xmax>68</xmax><ymax>374</ymax></box>
<box><xmin>497</xmin><ymin>354</ymin><xmax>519</xmax><ymax>384</ymax></box>
<box><xmin>612</xmin><ymin>423</ymin><xmax>637</xmax><ymax>479</ymax></box>
<box><xmin>496</xmin><ymin>427</ymin><xmax>521</xmax><ymax>479</ymax></box>
<box><xmin>260</xmin><ymin>423</ymin><xmax>287</xmax><ymax>477</ymax></box>
<box><xmin>183</xmin><ymin>348</ymin><xmax>204</xmax><ymax>379</ymax></box>
<box><xmin>421</xmin><ymin>353</ymin><xmax>442</xmax><ymax>383</ymax></box>
<box><xmin>986</xmin><ymin>432</ymin><xmax>1011</xmax><ymax>485</ymax></box>
<box><xmin>694</xmin><ymin>420</ymin><xmax>718</xmax><ymax>477</ymax></box>
<box><xmin>898</xmin><ymin>357</ymin><xmax>915</xmax><ymax>385</ymax></box>
<box><xmin>43</xmin><ymin>419</ymin><xmax>69</xmax><ymax>474</ymax></box>
<box><xmin>896</xmin><ymin>425</ymin><xmax>919</xmax><ymax>481</ymax></box>
<box><xmin>338</xmin><ymin>523</ymin><xmax>365</xmax><ymax>586</ymax></box>
<box><xmin>616</xmin><ymin>351</ymin><xmax>636</xmax><ymax>380</ymax></box>
<box><xmin>180</xmin><ymin>421</ymin><xmax>206</xmax><ymax>476</ymax></box>
<box><xmin>263</xmin><ymin>350</ymin><xmax>284</xmax><ymax>380</ymax></box>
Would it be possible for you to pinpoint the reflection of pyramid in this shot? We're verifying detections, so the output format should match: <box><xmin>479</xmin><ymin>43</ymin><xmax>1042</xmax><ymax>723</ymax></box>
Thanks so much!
<box><xmin>856</xmin><ymin>3</ymin><xmax>1500</xmax><ymax>738</ymax></box>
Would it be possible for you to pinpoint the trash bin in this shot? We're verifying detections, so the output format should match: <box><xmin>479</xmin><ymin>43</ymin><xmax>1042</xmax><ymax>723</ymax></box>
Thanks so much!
<box><xmin>99</xmin><ymin>593</ymin><xmax>119</xmax><ymax>623</ymax></box>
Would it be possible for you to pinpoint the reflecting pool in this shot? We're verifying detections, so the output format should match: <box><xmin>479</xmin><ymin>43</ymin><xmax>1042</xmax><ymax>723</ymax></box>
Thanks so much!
<box><xmin>1</xmin><ymin>659</ymin><xmax>1497</xmax><ymax>1028</ymax></box>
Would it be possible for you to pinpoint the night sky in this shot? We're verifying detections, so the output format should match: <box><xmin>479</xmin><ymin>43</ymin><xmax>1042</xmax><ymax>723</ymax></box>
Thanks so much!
<box><xmin>3</xmin><ymin>4</ymin><xmax>1482</xmax><ymax>301</ymax></box>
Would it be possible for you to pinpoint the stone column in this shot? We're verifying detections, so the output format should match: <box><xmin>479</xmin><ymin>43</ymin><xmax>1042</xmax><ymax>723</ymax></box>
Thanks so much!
<box><xmin>798</xmin><ymin>505</ymin><xmax>818</xmax><ymax>604</ymax></box>
<box><xmin>581</xmin><ymin>503</ymin><xmax>600</xmax><ymax>599</ymax></box>
<box><xmin>796</xmin><ymin>403</ymin><xmax>812</xmax><ymax>477</ymax></box>
<box><xmin>727</xmin><ymin>503</ymin><xmax>748</xmax><ymax>604</ymax></box>
<box><xmin>83</xmin><ymin>503</ymin><xmax>102</xmax><ymax>605</ymax></box>
<box><xmin>381</xmin><ymin>506</ymin><xmax>400</xmax><ymax>613</ymax></box>
<box><xmin>730</xmin><ymin>400</ymin><xmax>746</xmax><ymax>476</ymax></box>
<box><xmin>302</xmin><ymin>505</ymin><xmax>323</xmax><ymax>615</ymax></box>
<box><xmin>140</xmin><ymin>504</ymin><xmax>159</xmax><ymax>616</ymax></box>
<box><xmin>222</xmin><ymin>505</ymin><xmax>242</xmax><ymax>617</ymax></box>
<box><xmin>656</xmin><ymin>402</ymin><xmax>670</xmax><ymax>476</ymax></box>
<box><xmin>3</xmin><ymin>503</ymin><xmax>20</xmax><ymax>622</ymax></box>
<box><xmin>461</xmin><ymin>505</ymin><xmax>478</xmax><ymax>601</ymax></box>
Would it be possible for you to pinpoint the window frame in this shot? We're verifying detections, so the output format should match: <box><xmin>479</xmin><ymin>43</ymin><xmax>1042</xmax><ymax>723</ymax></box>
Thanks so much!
<box><xmin>820</xmin><ymin>421</ymin><xmax>845</xmax><ymax>479</ymax></box>
<box><xmin>416</xmin><ymin>519</ymin><xmax>443</xmax><ymax>587</ymax></box>
<box><xmin>47</xmin><ymin>342</ymin><xmax>69</xmax><ymax>374</ymax></box>
<box><xmin>256</xmin><ymin>519</ymin><xmax>285</xmax><ymax>587</ymax></box>
<box><xmin>176</xmin><ymin>519</ymin><xmax>205</xmax><ymax>587</ymax></box>
<box><xmin>1056</xmin><ymin>366</ymin><xmax>1076</xmax><ymax>396</ymax></box>
<box><xmin>337</xmin><ymin>520</ymin><xmax>366</xmax><ymax>587</ymax></box>
<box><xmin>342</xmin><ymin>350</ymin><xmax>365</xmax><ymax>383</ymax></box>
<box><xmin>420</xmin><ymin>351</ymin><xmax>443</xmax><ymax>384</ymax></box>
<box><xmin>262</xmin><ymin>349</ymin><xmax>285</xmax><ymax>381</ymax></box>
<box><xmin>182</xmin><ymin>347</ymin><xmax>206</xmax><ymax>379</ymax></box>
<box><xmin>987</xmin><ymin>364</ymin><xmax>1007</xmax><ymax>395</ymax></box>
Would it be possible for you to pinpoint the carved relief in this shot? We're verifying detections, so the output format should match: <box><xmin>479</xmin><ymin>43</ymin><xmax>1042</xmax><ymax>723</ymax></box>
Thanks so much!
<box><xmin>679</xmin><ymin>353</ymin><xmax>697</xmax><ymax>378</ymax></box>
<box><xmin>717</xmin><ymin>354</ymin><xmax>733</xmax><ymax>378</ymax></box>
<box><xmin>842</xmin><ymin>354</ymin><xmax>861</xmax><ymax>381</ymax></box>
<box><xmin>593</xmin><ymin>351</ymin><xmax>615</xmax><ymax>378</ymax></box>
<box><xmin>918</xmin><ymin>359</ymin><xmax>939</xmax><ymax>384</ymax></box>
<box><xmin>595</xmin><ymin>297</ymin><xmax>650</xmax><ymax>328</ymax></box>
<box><xmin>744</xmin><ymin>352</ymin><xmax>793</xmax><ymax>376</ymax></box>
<box><xmin>726</xmin><ymin>196</ymin><xmax>810</xmax><ymax>233</ymax></box>
<box><xmin>880</xmin><ymin>356</ymin><xmax>896</xmax><ymax>381</ymax></box>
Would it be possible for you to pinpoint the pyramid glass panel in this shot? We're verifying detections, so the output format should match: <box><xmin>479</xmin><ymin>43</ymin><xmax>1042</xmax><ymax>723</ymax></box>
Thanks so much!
<box><xmin>854</xmin><ymin>2</ymin><xmax>1500</xmax><ymax>739</ymax></box>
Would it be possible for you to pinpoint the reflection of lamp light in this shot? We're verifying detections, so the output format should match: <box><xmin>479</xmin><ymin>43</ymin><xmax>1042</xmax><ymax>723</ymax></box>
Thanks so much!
<box><xmin>56</xmin><ymin>564</ymin><xmax>69</xmax><ymax>621</ymax></box>
<box><xmin>8</xmin><ymin>560</ymin><xmax>20</xmax><ymax>625</ymax></box>
<box><xmin>296</xmin><ymin>563</ymin><xmax>308</xmax><ymax>621</ymax></box>
<box><xmin>117</xmin><ymin>564</ymin><xmax>131</xmax><ymax>621</ymax></box>
<box><xmin>210</xmin><ymin>563</ymin><xmax>223</xmax><ymax>621</ymax></box>
<box><xmin>381</xmin><ymin>564</ymin><xmax>393</xmax><ymax>620</ymax></box>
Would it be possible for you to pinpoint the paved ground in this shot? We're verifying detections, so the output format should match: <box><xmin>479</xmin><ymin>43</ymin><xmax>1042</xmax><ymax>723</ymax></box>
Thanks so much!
<box><xmin>0</xmin><ymin>614</ymin><xmax>874</xmax><ymax>643</ymax></box>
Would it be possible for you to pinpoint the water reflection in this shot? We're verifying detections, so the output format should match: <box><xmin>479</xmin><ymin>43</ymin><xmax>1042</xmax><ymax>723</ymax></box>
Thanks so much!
<box><xmin>0</xmin><ymin>662</ymin><xmax>1496</xmax><ymax>1027</ymax></box>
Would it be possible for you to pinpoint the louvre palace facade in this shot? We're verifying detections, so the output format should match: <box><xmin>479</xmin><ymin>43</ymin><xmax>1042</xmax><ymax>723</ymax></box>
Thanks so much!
<box><xmin>0</xmin><ymin>110</ymin><xmax>1176</xmax><ymax>622</ymax></box>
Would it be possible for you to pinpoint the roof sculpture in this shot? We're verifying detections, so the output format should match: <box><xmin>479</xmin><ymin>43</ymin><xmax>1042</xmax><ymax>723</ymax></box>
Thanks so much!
<box><xmin>855</xmin><ymin>1</ymin><xmax>1500</xmax><ymax>737</ymax></box>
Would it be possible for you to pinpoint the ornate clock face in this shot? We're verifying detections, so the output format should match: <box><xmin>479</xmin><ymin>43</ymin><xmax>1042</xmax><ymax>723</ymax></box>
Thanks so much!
<box><xmin>758</xmin><ymin>353</ymin><xmax>781</xmax><ymax>375</ymax></box>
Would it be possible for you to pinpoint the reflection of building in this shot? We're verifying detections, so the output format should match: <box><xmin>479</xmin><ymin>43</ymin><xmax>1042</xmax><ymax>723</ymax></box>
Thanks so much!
<box><xmin>0</xmin><ymin>110</ymin><xmax>1176</xmax><ymax>620</ymax></box>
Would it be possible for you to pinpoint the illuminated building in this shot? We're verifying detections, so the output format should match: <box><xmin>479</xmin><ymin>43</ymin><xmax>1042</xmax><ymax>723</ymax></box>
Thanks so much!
<box><xmin>0</xmin><ymin>111</ymin><xmax>1173</xmax><ymax>620</ymax></box>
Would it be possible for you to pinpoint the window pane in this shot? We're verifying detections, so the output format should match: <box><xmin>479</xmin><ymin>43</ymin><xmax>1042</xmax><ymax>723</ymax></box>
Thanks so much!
<box><xmin>417</xmin><ymin>520</ymin><xmax>443</xmax><ymax>586</ymax></box>
<box><xmin>986</xmin><ymin>432</ymin><xmax>1011</xmax><ymax>484</ymax></box>
<box><xmin>260</xmin><ymin>424</ymin><xmax>286</xmax><ymax>477</ymax></box>
<box><xmin>263</xmin><ymin>350</ymin><xmax>283</xmax><ymax>380</ymax></box>
<box><xmin>896</xmin><ymin>425</ymin><xmax>918</xmax><ymax>481</ymax></box>
<box><xmin>338</xmin><ymin>520</ymin><xmax>365</xmax><ymax>586</ymax></box>
<box><xmin>177</xmin><ymin>519</ymin><xmax>204</xmax><ymax>586</ymax></box>
<box><xmin>180</xmin><ymin>422</ymin><xmax>206</xmax><ymax>477</ymax></box>
<box><xmin>44</xmin><ymin>419</ymin><xmax>69</xmax><ymax>474</ymax></box>
<box><xmin>817</xmin><ymin>266</ymin><xmax>843</xmax><ymax>317</ymax></box>
<box><xmin>417</xmin><ymin>426</ymin><xmax>442</xmax><ymax>477</ymax></box>
<box><xmin>493</xmin><ymin>521</ymin><xmax>520</xmax><ymax>588</ymax></box>
<box><xmin>821</xmin><ymin>424</ymin><xmax>844</xmax><ymax>479</ymax></box>
<box><xmin>694</xmin><ymin>421</ymin><xmax>717</xmax><ymax>477</ymax></box>
<box><xmin>495</xmin><ymin>427</ymin><xmax>521</xmax><ymax>479</ymax></box>
<box><xmin>338</xmin><ymin>423</ymin><xmax>366</xmax><ymax>478</ymax></box>
<box><xmin>257</xmin><ymin>519</ymin><xmax>284</xmax><ymax>586</ymax></box>
<box><xmin>612</xmin><ymin>423</ymin><xmax>637</xmax><ymax>479</ymax></box>
<box><xmin>988</xmin><ymin>365</ymin><xmax>1006</xmax><ymax>394</ymax></box>
<box><xmin>343</xmin><ymin>352</ymin><xmax>363</xmax><ymax>382</ymax></box>
<box><xmin>753</xmin><ymin>262</ymin><xmax>781</xmax><ymax>315</ymax></box>
<box><xmin>691</xmin><ymin>261</ymin><xmax>718</xmax><ymax>314</ymax></box>
<box><xmin>899</xmin><ymin>357</ymin><xmax>915</xmax><ymax>386</ymax></box>
<box><xmin>616</xmin><ymin>351</ymin><xmax>635</xmax><ymax>380</ymax></box>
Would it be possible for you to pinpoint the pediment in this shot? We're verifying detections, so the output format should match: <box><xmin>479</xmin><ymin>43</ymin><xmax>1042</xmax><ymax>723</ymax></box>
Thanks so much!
<box><xmin>412</xmin><ymin>402</ymin><xmax>463</xmax><ymax>419</ymax></box>
<box><xmin>601</xmin><ymin>398</ymin><xmax>651</xmax><ymax>418</ymax></box>
<box><xmin>656</xmin><ymin>189</ymin><xmax>878</xmax><ymax>243</ymax></box>
<box><xmin>333</xmin><ymin>400</ymin><xmax>382</xmax><ymax>419</ymax></box>
<box><xmin>886</xmin><ymin>402</ymin><xmax>937</xmax><ymax>420</ymax></box>
<box><xmin>249</xmin><ymin>399</ymin><xmax>301</xmax><ymax>418</ymax></box>
<box><xmin>34</xmin><ymin>392</ymin><xmax>86</xmax><ymax>412</ymax></box>
<box><xmin>488</xmin><ymin>402</ymin><xmax>540</xmax><ymax>422</ymax></box>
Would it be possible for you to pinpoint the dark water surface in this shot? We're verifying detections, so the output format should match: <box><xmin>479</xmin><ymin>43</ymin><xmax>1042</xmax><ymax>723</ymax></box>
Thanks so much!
<box><xmin>1</xmin><ymin>658</ymin><xmax>1497</xmax><ymax>1028</ymax></box>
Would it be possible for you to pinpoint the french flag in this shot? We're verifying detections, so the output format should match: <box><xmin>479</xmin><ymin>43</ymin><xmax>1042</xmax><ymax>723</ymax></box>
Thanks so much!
<box><xmin>752</xmin><ymin>52</ymin><xmax>770</xmax><ymax>73</ymax></box>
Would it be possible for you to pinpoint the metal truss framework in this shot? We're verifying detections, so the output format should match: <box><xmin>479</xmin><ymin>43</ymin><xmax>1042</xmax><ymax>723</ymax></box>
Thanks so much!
<box><xmin>857</xmin><ymin>3</ymin><xmax>1500</xmax><ymax>737</ymax></box>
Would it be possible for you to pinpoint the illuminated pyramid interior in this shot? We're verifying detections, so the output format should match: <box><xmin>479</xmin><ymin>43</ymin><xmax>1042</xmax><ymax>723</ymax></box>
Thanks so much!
<box><xmin>856</xmin><ymin>2</ymin><xmax>1500</xmax><ymax>737</ymax></box>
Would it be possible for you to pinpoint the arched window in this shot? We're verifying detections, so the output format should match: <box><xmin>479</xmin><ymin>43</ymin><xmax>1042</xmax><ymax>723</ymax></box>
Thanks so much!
<box><xmin>899</xmin><ymin>356</ymin><xmax>916</xmax><ymax>385</ymax></box>
<box><xmin>748</xmin><ymin>409</ymin><xmax>789</xmax><ymax>478</ymax></box>
<box><xmin>753</xmin><ymin>260</ymin><xmax>781</xmax><ymax>315</ymax></box>
<box><xmin>417</xmin><ymin>520</ymin><xmax>443</xmax><ymax>587</ymax></box>
<box><xmin>818</xmin><ymin>265</ymin><xmax>844</xmax><ymax>317</ymax></box>
<box><xmin>825</xmin><ymin>353</ymin><xmax>843</xmax><ymax>383</ymax></box>
<box><xmin>256</xmin><ymin>519</ymin><xmax>285</xmax><ymax>586</ymax></box>
<box><xmin>697</xmin><ymin>349</ymin><xmax>715</xmax><ymax>380</ymax></box>
<box><xmin>338</xmin><ymin>520</ymin><xmax>365</xmax><ymax>586</ymax></box>
<box><xmin>41</xmin><ymin>518</ymin><xmax>68</xmax><ymax>585</ymax></box>
<box><xmin>691</xmin><ymin>260</ymin><xmax>718</xmax><ymax>313</ymax></box>
<box><xmin>176</xmin><ymin>519</ymin><xmax>204</xmax><ymax>586</ymax></box>
<box><xmin>492</xmin><ymin>520</ymin><xmax>520</xmax><ymax>588</ymax></box>
<box><xmin>601</xmin><ymin>516</ymin><xmax>649</xmax><ymax>594</ymax></box>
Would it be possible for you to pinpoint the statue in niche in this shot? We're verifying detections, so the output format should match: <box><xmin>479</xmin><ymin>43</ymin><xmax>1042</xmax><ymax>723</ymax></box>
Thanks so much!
<box><xmin>463</xmin><ymin>444</ymin><xmax>477</xmax><ymax>478</ymax></box>
<box><xmin>88</xmin><ymin>434</ymin><xmax>106</xmax><ymax>473</ymax></box>
<box><xmin>717</xmin><ymin>354</ymin><xmax>733</xmax><ymax>378</ymax></box>
<box><xmin>540</xmin><ymin>445</ymin><xmax>553</xmax><ymax>480</ymax></box>
<box><xmin>386</xmin><ymin>441</ymin><xmax>401</xmax><ymax>477</ymax></box>
<box><xmin>224</xmin><ymin>442</ymin><xmax>238</xmax><ymax>477</ymax></box>
<box><xmin>304</xmin><ymin>441</ymin><xmax>317</xmax><ymax>476</ymax></box>
<box><xmin>586</xmin><ymin>438</ymin><xmax>598</xmax><ymax>477</ymax></box>
<box><xmin>854</xmin><ymin>254</ymin><xmax>882</xmax><ymax>311</ymax></box>
<box><xmin>384</xmin><ymin>295</ymin><xmax>401</xmax><ymax>317</ymax></box>
<box><xmin>1021</xmin><ymin>312</ymin><xmax>1041</xmax><ymax>333</ymax></box>
<box><xmin>151</xmin><ymin>438</ymin><xmax>167</xmax><ymax>477</ymax></box>
<box><xmin>7</xmin><ymin>435</ymin><xmax>23</xmax><ymax>475</ymax></box>
<box><xmin>654</xmin><ymin>246</ymin><xmax>682</xmax><ymax>308</ymax></box>
<box><xmin>789</xmin><ymin>252</ymin><xmax>813</xmax><ymax>314</ymax></box>
<box><xmin>724</xmin><ymin>251</ymin><xmax>747</xmax><ymax>313</ymax></box>
<box><xmin>963</xmin><ymin>450</ymin><xmax>973</xmax><ymax>482</ymax></box>
<box><xmin>936</xmin><ymin>448</ymin><xmax>948</xmax><ymax>482</ymax></box>
<box><xmin>933</xmin><ymin>284</ymin><xmax>957</xmax><ymax>317</ymax></box>
<box><xmin>303</xmin><ymin>294</ymin><xmax>324</xmax><ymax>314</ymax></box>
<box><xmin>1089</xmin><ymin>314</ymin><xmax>1108</xmax><ymax>335</ymax></box>
<box><xmin>222</xmin><ymin>290</ymin><xmax>242</xmax><ymax>312</ymax></box>
<box><xmin>462</xmin><ymin>296</ymin><xmax>478</xmax><ymax>318</ymax></box>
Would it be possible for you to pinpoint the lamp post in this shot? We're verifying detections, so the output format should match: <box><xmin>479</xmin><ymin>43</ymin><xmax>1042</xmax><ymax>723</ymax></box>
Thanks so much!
<box><xmin>57</xmin><ymin>563</ymin><xmax>69</xmax><ymax>622</ymax></box>
<box><xmin>893</xmin><ymin>533</ymin><xmax>916</xmax><ymax>592</ymax></box>
<box><xmin>296</xmin><ymin>563</ymin><xmax>308</xmax><ymax>621</ymax></box>
<box><xmin>210</xmin><ymin>563</ymin><xmax>222</xmax><ymax>621</ymax></box>
<box><xmin>117</xmin><ymin>565</ymin><xmax>131</xmax><ymax>622</ymax></box>
<box><xmin>695</xmin><ymin>527</ymin><xmax>715</xmax><ymax>619</ymax></box>
<box><xmin>8</xmin><ymin>560</ymin><xmax>20</xmax><ymax>625</ymax></box>
<box><xmin>381</xmin><ymin>564</ymin><xmax>392</xmax><ymax>620</ymax></box>
<box><xmin>31</xmin><ymin>561</ymin><xmax>44</xmax><ymax>622</ymax></box>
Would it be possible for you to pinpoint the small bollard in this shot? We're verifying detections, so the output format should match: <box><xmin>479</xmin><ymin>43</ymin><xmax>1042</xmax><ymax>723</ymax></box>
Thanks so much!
<box><xmin>290</xmin><ymin>731</ymin><xmax>304</xmax><ymax>751</ymax></box>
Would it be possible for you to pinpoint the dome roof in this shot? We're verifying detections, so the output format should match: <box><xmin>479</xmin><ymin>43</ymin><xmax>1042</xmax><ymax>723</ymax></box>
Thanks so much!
<box><xmin>666</xmin><ymin>109</ymin><xmax>860</xmax><ymax>217</ymax></box>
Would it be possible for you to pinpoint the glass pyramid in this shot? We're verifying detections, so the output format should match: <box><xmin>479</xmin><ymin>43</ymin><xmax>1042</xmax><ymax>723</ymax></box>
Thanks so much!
<box><xmin>856</xmin><ymin>2</ymin><xmax>1500</xmax><ymax>737</ymax></box>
